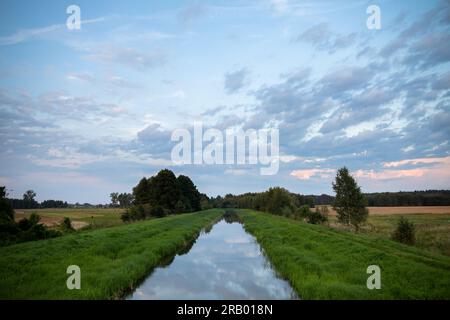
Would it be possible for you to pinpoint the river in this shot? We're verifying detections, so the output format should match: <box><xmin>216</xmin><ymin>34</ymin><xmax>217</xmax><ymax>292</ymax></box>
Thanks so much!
<box><xmin>127</xmin><ymin>217</ymin><xmax>298</xmax><ymax>299</ymax></box>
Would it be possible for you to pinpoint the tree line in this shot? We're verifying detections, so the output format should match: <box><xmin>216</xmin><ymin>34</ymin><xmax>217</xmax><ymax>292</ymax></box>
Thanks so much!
<box><xmin>6</xmin><ymin>190</ymin><xmax>69</xmax><ymax>209</ymax></box>
<box><xmin>121</xmin><ymin>169</ymin><xmax>202</xmax><ymax>222</ymax></box>
<box><xmin>208</xmin><ymin>189</ymin><xmax>450</xmax><ymax>208</ymax></box>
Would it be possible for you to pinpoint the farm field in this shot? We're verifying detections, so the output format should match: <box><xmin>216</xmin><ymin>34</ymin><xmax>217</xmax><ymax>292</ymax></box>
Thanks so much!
<box><xmin>322</xmin><ymin>207</ymin><xmax>450</xmax><ymax>256</ymax></box>
<box><xmin>14</xmin><ymin>208</ymin><xmax>124</xmax><ymax>230</ymax></box>
<box><xmin>0</xmin><ymin>209</ymin><xmax>222</xmax><ymax>299</ymax></box>
<box><xmin>239</xmin><ymin>209</ymin><xmax>450</xmax><ymax>299</ymax></box>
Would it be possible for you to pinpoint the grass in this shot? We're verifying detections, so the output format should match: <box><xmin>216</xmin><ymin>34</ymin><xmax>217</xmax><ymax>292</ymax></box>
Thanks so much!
<box><xmin>328</xmin><ymin>213</ymin><xmax>450</xmax><ymax>256</ymax></box>
<box><xmin>0</xmin><ymin>209</ymin><xmax>222</xmax><ymax>299</ymax></box>
<box><xmin>239</xmin><ymin>209</ymin><xmax>450</xmax><ymax>299</ymax></box>
<box><xmin>15</xmin><ymin>208</ymin><xmax>124</xmax><ymax>229</ymax></box>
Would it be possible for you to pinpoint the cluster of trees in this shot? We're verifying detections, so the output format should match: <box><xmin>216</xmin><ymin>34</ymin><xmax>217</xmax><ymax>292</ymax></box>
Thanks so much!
<box><xmin>208</xmin><ymin>189</ymin><xmax>314</xmax><ymax>212</ymax></box>
<box><xmin>208</xmin><ymin>187</ymin><xmax>328</xmax><ymax>224</ymax></box>
<box><xmin>109</xmin><ymin>192</ymin><xmax>133</xmax><ymax>208</ymax></box>
<box><xmin>208</xmin><ymin>167</ymin><xmax>368</xmax><ymax>230</ymax></box>
<box><xmin>122</xmin><ymin>169</ymin><xmax>202</xmax><ymax>222</ymax></box>
<box><xmin>0</xmin><ymin>187</ymin><xmax>61</xmax><ymax>246</ymax></box>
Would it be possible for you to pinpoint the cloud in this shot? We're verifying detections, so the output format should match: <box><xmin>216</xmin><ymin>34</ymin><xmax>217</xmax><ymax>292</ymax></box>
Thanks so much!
<box><xmin>290</xmin><ymin>168</ymin><xmax>335</xmax><ymax>180</ymax></box>
<box><xmin>224</xmin><ymin>68</ymin><xmax>250</xmax><ymax>94</ymax></box>
<box><xmin>269</xmin><ymin>0</ymin><xmax>288</xmax><ymax>13</ymax></box>
<box><xmin>295</xmin><ymin>23</ymin><xmax>356</xmax><ymax>53</ymax></box>
<box><xmin>83</xmin><ymin>45</ymin><xmax>167</xmax><ymax>70</ymax></box>
<box><xmin>382</xmin><ymin>156</ymin><xmax>450</xmax><ymax>168</ymax></box>
<box><xmin>0</xmin><ymin>17</ymin><xmax>107</xmax><ymax>46</ymax></box>
<box><xmin>178</xmin><ymin>2</ymin><xmax>208</xmax><ymax>25</ymax></box>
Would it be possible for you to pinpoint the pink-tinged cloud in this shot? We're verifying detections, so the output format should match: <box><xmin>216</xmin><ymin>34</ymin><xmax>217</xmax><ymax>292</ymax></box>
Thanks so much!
<box><xmin>382</xmin><ymin>156</ymin><xmax>450</xmax><ymax>168</ymax></box>
<box><xmin>290</xmin><ymin>157</ymin><xmax>450</xmax><ymax>185</ymax></box>
<box><xmin>290</xmin><ymin>168</ymin><xmax>335</xmax><ymax>180</ymax></box>
<box><xmin>353</xmin><ymin>168</ymin><xmax>425</xmax><ymax>180</ymax></box>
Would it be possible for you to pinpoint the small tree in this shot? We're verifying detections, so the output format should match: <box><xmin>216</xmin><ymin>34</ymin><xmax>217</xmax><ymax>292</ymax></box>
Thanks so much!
<box><xmin>61</xmin><ymin>217</ymin><xmax>75</xmax><ymax>232</ymax></box>
<box><xmin>392</xmin><ymin>216</ymin><xmax>415</xmax><ymax>245</ymax></box>
<box><xmin>110</xmin><ymin>192</ymin><xmax>119</xmax><ymax>207</ymax></box>
<box><xmin>332</xmin><ymin>167</ymin><xmax>368</xmax><ymax>231</ymax></box>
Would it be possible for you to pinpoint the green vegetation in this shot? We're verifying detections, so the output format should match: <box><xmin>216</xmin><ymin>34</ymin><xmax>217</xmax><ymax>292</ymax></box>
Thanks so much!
<box><xmin>239</xmin><ymin>209</ymin><xmax>450</xmax><ymax>299</ymax></box>
<box><xmin>332</xmin><ymin>167</ymin><xmax>368</xmax><ymax>231</ymax></box>
<box><xmin>0</xmin><ymin>209</ymin><xmax>222</xmax><ymax>299</ymax></box>
<box><xmin>1</xmin><ymin>188</ymin><xmax>61</xmax><ymax>246</ymax></box>
<box><xmin>125</xmin><ymin>169</ymin><xmax>202</xmax><ymax>222</ymax></box>
<box><xmin>329</xmin><ymin>213</ymin><xmax>450</xmax><ymax>256</ymax></box>
<box><xmin>392</xmin><ymin>217</ymin><xmax>416</xmax><ymax>245</ymax></box>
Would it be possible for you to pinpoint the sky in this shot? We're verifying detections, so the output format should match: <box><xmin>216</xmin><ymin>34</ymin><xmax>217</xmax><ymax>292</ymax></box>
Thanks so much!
<box><xmin>0</xmin><ymin>0</ymin><xmax>449</xmax><ymax>203</ymax></box>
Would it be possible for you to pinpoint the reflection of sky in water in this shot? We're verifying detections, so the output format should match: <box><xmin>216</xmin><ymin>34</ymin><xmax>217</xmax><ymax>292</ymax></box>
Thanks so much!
<box><xmin>128</xmin><ymin>220</ymin><xmax>298</xmax><ymax>300</ymax></box>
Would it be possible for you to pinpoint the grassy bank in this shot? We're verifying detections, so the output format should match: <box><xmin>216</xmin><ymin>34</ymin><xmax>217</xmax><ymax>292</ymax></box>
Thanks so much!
<box><xmin>0</xmin><ymin>209</ymin><xmax>222</xmax><ymax>299</ymax></box>
<box><xmin>239</xmin><ymin>209</ymin><xmax>450</xmax><ymax>299</ymax></box>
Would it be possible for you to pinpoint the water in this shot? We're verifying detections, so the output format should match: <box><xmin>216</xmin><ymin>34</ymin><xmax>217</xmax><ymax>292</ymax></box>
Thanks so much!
<box><xmin>128</xmin><ymin>218</ymin><xmax>298</xmax><ymax>300</ymax></box>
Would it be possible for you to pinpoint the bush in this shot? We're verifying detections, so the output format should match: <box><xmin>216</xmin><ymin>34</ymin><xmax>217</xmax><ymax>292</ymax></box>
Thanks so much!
<box><xmin>307</xmin><ymin>207</ymin><xmax>328</xmax><ymax>225</ymax></box>
<box><xmin>392</xmin><ymin>216</ymin><xmax>416</xmax><ymax>245</ymax></box>
<box><xmin>297</xmin><ymin>205</ymin><xmax>312</xmax><ymax>219</ymax></box>
<box><xmin>61</xmin><ymin>217</ymin><xmax>75</xmax><ymax>232</ymax></box>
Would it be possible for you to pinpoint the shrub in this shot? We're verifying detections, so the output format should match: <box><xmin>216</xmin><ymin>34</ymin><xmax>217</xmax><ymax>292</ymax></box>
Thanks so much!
<box><xmin>307</xmin><ymin>207</ymin><xmax>328</xmax><ymax>225</ymax></box>
<box><xmin>61</xmin><ymin>217</ymin><xmax>75</xmax><ymax>232</ymax></box>
<box><xmin>392</xmin><ymin>216</ymin><xmax>416</xmax><ymax>245</ymax></box>
<box><xmin>297</xmin><ymin>205</ymin><xmax>312</xmax><ymax>219</ymax></box>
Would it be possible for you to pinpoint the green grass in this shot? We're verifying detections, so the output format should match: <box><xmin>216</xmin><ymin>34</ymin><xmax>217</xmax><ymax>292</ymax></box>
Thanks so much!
<box><xmin>239</xmin><ymin>209</ymin><xmax>450</xmax><ymax>299</ymax></box>
<box><xmin>328</xmin><ymin>213</ymin><xmax>450</xmax><ymax>256</ymax></box>
<box><xmin>0</xmin><ymin>209</ymin><xmax>222</xmax><ymax>299</ymax></box>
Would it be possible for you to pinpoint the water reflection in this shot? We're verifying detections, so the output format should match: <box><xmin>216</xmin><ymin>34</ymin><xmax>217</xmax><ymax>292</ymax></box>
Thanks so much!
<box><xmin>128</xmin><ymin>219</ymin><xmax>298</xmax><ymax>300</ymax></box>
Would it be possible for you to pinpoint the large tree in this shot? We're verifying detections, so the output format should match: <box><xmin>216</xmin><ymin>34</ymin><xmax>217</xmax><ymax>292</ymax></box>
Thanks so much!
<box><xmin>332</xmin><ymin>167</ymin><xmax>368</xmax><ymax>231</ymax></box>
<box><xmin>0</xmin><ymin>186</ymin><xmax>14</xmax><ymax>223</ymax></box>
<box><xmin>177</xmin><ymin>175</ymin><xmax>201</xmax><ymax>212</ymax></box>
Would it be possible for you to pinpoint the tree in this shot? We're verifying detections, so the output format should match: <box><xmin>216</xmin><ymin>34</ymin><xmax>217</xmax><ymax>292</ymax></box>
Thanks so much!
<box><xmin>332</xmin><ymin>167</ymin><xmax>368</xmax><ymax>231</ymax></box>
<box><xmin>177</xmin><ymin>175</ymin><xmax>201</xmax><ymax>212</ymax></box>
<box><xmin>23</xmin><ymin>190</ymin><xmax>36</xmax><ymax>202</ymax></box>
<box><xmin>392</xmin><ymin>217</ymin><xmax>415</xmax><ymax>245</ymax></box>
<box><xmin>265</xmin><ymin>187</ymin><xmax>293</xmax><ymax>215</ymax></box>
<box><xmin>0</xmin><ymin>186</ymin><xmax>14</xmax><ymax>224</ymax></box>
<box><xmin>118</xmin><ymin>193</ymin><xmax>133</xmax><ymax>208</ymax></box>
<box><xmin>22</xmin><ymin>190</ymin><xmax>38</xmax><ymax>209</ymax></box>
<box><xmin>110</xmin><ymin>192</ymin><xmax>119</xmax><ymax>207</ymax></box>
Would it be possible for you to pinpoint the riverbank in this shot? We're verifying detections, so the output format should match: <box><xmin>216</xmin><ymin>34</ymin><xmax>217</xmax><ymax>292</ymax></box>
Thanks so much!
<box><xmin>0</xmin><ymin>209</ymin><xmax>222</xmax><ymax>299</ymax></box>
<box><xmin>239</xmin><ymin>209</ymin><xmax>450</xmax><ymax>299</ymax></box>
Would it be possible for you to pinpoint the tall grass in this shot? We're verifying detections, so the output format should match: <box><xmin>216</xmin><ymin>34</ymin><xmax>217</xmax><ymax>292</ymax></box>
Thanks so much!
<box><xmin>239</xmin><ymin>209</ymin><xmax>450</xmax><ymax>299</ymax></box>
<box><xmin>0</xmin><ymin>209</ymin><xmax>222</xmax><ymax>299</ymax></box>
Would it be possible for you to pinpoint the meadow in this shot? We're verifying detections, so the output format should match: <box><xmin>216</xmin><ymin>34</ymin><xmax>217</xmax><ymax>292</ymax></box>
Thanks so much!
<box><xmin>0</xmin><ymin>209</ymin><xmax>222</xmax><ymax>299</ymax></box>
<box><xmin>324</xmin><ymin>206</ymin><xmax>450</xmax><ymax>256</ymax></box>
<box><xmin>14</xmin><ymin>208</ymin><xmax>124</xmax><ymax>229</ymax></box>
<box><xmin>240</xmin><ymin>209</ymin><xmax>450</xmax><ymax>299</ymax></box>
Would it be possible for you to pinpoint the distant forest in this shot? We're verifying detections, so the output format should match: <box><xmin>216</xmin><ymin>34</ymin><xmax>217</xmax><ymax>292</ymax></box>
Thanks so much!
<box><xmin>208</xmin><ymin>190</ymin><xmax>450</xmax><ymax>208</ymax></box>
<box><xmin>6</xmin><ymin>187</ymin><xmax>450</xmax><ymax>209</ymax></box>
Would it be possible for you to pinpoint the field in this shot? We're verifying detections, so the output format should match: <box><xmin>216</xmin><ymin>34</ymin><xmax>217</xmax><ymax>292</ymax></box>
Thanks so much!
<box><xmin>2</xmin><ymin>207</ymin><xmax>450</xmax><ymax>299</ymax></box>
<box><xmin>239</xmin><ymin>209</ymin><xmax>450</xmax><ymax>299</ymax></box>
<box><xmin>14</xmin><ymin>208</ymin><xmax>124</xmax><ymax>230</ymax></box>
<box><xmin>0</xmin><ymin>209</ymin><xmax>222</xmax><ymax>299</ymax></box>
<box><xmin>322</xmin><ymin>206</ymin><xmax>450</xmax><ymax>256</ymax></box>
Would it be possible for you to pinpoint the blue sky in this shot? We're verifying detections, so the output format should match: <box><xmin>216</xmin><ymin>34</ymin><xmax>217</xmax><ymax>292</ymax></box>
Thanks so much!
<box><xmin>0</xmin><ymin>0</ymin><xmax>449</xmax><ymax>203</ymax></box>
